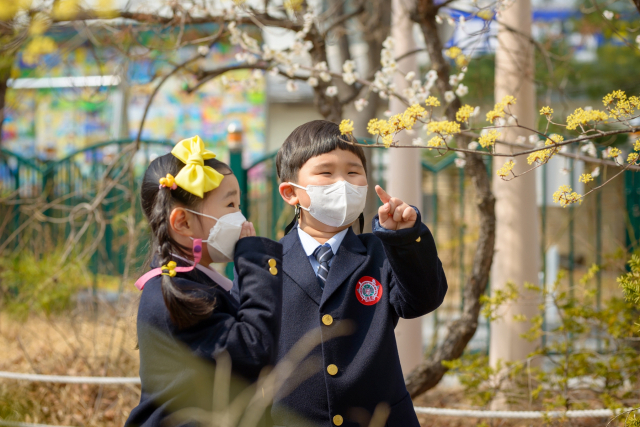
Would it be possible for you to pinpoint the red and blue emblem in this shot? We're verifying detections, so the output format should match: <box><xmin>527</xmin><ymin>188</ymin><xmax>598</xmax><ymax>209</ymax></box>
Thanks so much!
<box><xmin>355</xmin><ymin>276</ymin><xmax>383</xmax><ymax>306</ymax></box>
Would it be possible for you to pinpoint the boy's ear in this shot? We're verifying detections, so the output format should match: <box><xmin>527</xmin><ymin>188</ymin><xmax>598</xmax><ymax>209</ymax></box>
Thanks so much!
<box><xmin>170</xmin><ymin>208</ymin><xmax>195</xmax><ymax>237</ymax></box>
<box><xmin>279</xmin><ymin>182</ymin><xmax>299</xmax><ymax>207</ymax></box>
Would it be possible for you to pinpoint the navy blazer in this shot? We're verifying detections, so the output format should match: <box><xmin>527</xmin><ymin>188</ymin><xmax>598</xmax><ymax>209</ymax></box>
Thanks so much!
<box><xmin>126</xmin><ymin>236</ymin><xmax>283</xmax><ymax>427</ymax></box>
<box><xmin>271</xmin><ymin>210</ymin><xmax>447</xmax><ymax>427</ymax></box>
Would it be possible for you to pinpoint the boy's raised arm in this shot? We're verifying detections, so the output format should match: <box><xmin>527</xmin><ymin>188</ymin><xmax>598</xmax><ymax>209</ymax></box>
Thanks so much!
<box><xmin>372</xmin><ymin>185</ymin><xmax>448</xmax><ymax>319</ymax></box>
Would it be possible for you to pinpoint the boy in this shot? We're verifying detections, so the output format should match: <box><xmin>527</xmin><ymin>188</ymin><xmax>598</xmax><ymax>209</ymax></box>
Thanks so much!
<box><xmin>272</xmin><ymin>120</ymin><xmax>447</xmax><ymax>427</ymax></box>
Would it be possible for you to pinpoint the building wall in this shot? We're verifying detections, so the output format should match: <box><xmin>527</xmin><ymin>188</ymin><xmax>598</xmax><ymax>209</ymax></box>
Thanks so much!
<box><xmin>266</xmin><ymin>102</ymin><xmax>324</xmax><ymax>153</ymax></box>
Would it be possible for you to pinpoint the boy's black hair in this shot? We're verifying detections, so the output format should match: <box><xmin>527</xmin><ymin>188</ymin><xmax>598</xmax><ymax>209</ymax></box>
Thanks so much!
<box><xmin>140</xmin><ymin>153</ymin><xmax>232</xmax><ymax>329</ymax></box>
<box><xmin>276</xmin><ymin>120</ymin><xmax>367</xmax><ymax>183</ymax></box>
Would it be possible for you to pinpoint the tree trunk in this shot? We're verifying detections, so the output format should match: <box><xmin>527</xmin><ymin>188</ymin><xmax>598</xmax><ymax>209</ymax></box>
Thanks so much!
<box><xmin>404</xmin><ymin>0</ymin><xmax>497</xmax><ymax>397</ymax></box>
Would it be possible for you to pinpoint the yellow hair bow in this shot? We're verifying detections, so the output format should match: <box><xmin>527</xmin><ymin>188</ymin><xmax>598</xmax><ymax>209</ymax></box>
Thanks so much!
<box><xmin>171</xmin><ymin>135</ymin><xmax>225</xmax><ymax>198</ymax></box>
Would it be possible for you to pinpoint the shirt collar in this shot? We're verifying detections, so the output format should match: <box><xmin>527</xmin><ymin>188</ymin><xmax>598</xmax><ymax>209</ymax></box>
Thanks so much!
<box><xmin>297</xmin><ymin>227</ymin><xmax>349</xmax><ymax>257</ymax></box>
<box><xmin>172</xmin><ymin>253</ymin><xmax>233</xmax><ymax>291</ymax></box>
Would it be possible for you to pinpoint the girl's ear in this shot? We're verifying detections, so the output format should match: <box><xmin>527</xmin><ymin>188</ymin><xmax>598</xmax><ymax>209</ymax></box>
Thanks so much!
<box><xmin>279</xmin><ymin>183</ymin><xmax>299</xmax><ymax>207</ymax></box>
<box><xmin>170</xmin><ymin>208</ymin><xmax>195</xmax><ymax>237</ymax></box>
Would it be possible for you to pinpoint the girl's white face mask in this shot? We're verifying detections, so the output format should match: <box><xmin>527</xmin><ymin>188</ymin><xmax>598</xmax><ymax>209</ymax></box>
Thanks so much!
<box><xmin>289</xmin><ymin>181</ymin><xmax>368</xmax><ymax>228</ymax></box>
<box><xmin>185</xmin><ymin>209</ymin><xmax>247</xmax><ymax>263</ymax></box>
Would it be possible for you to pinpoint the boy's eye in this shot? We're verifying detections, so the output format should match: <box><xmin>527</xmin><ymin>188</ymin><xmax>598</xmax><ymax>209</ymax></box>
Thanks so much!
<box><xmin>227</xmin><ymin>202</ymin><xmax>235</xmax><ymax>208</ymax></box>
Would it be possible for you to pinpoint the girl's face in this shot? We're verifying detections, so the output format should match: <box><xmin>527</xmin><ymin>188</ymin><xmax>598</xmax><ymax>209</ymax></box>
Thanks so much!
<box><xmin>169</xmin><ymin>174</ymin><xmax>242</xmax><ymax>265</ymax></box>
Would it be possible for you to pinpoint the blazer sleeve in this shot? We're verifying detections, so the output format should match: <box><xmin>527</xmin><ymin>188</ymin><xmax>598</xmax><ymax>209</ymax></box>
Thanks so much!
<box><xmin>175</xmin><ymin>236</ymin><xmax>283</xmax><ymax>379</ymax></box>
<box><xmin>372</xmin><ymin>207</ymin><xmax>448</xmax><ymax>319</ymax></box>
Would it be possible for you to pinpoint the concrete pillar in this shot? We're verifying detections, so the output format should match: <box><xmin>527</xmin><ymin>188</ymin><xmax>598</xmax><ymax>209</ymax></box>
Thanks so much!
<box><xmin>489</xmin><ymin>0</ymin><xmax>541</xmax><ymax>373</ymax></box>
<box><xmin>388</xmin><ymin>0</ymin><xmax>423</xmax><ymax>377</ymax></box>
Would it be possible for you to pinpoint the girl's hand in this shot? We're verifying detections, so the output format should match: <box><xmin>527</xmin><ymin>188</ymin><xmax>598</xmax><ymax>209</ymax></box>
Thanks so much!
<box><xmin>239</xmin><ymin>221</ymin><xmax>256</xmax><ymax>239</ymax></box>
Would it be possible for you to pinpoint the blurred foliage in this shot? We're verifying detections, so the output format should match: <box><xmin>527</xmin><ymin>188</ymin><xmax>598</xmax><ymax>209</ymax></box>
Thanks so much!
<box><xmin>442</xmin><ymin>255</ymin><xmax>640</xmax><ymax>423</ymax></box>
<box><xmin>0</xmin><ymin>249</ymin><xmax>91</xmax><ymax>320</ymax></box>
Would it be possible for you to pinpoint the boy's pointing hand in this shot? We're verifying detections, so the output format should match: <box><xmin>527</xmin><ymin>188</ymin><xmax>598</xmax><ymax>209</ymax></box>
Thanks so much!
<box><xmin>375</xmin><ymin>185</ymin><xmax>417</xmax><ymax>230</ymax></box>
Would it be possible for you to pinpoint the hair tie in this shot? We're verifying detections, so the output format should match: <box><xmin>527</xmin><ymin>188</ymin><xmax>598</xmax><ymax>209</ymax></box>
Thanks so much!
<box><xmin>159</xmin><ymin>174</ymin><xmax>178</xmax><ymax>190</ymax></box>
<box><xmin>161</xmin><ymin>261</ymin><xmax>177</xmax><ymax>277</ymax></box>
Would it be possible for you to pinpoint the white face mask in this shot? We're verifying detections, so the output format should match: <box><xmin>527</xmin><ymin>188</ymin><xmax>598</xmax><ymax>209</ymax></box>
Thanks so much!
<box><xmin>289</xmin><ymin>181</ymin><xmax>368</xmax><ymax>228</ymax></box>
<box><xmin>185</xmin><ymin>209</ymin><xmax>247</xmax><ymax>263</ymax></box>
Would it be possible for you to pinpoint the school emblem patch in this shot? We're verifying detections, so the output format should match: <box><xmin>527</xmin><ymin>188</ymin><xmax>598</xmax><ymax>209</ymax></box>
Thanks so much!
<box><xmin>355</xmin><ymin>276</ymin><xmax>383</xmax><ymax>306</ymax></box>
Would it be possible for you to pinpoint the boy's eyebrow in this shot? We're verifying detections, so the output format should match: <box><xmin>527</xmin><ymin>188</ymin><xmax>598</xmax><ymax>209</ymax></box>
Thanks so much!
<box><xmin>347</xmin><ymin>161</ymin><xmax>364</xmax><ymax>168</ymax></box>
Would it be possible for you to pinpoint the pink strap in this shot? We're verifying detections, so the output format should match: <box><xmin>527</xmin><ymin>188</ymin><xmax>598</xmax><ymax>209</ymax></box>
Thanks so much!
<box><xmin>135</xmin><ymin>239</ymin><xmax>203</xmax><ymax>291</ymax></box>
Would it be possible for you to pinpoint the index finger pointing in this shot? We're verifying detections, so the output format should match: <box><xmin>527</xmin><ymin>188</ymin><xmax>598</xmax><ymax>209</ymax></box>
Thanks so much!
<box><xmin>375</xmin><ymin>185</ymin><xmax>391</xmax><ymax>204</ymax></box>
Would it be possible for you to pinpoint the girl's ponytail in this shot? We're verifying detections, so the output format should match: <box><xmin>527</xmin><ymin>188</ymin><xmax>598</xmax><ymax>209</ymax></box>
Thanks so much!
<box><xmin>141</xmin><ymin>152</ymin><xmax>231</xmax><ymax>329</ymax></box>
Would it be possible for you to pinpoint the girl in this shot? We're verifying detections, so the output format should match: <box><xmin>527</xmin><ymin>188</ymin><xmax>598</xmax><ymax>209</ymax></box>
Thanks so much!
<box><xmin>126</xmin><ymin>136</ymin><xmax>282</xmax><ymax>427</ymax></box>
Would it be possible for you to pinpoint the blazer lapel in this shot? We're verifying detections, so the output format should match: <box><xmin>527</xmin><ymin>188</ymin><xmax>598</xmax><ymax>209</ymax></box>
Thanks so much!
<box><xmin>281</xmin><ymin>228</ymin><xmax>323</xmax><ymax>305</ymax></box>
<box><xmin>320</xmin><ymin>228</ymin><xmax>367</xmax><ymax>307</ymax></box>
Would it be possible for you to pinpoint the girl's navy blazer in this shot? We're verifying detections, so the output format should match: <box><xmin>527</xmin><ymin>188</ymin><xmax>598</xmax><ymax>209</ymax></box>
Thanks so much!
<box><xmin>125</xmin><ymin>236</ymin><xmax>283</xmax><ymax>427</ymax></box>
<box><xmin>271</xmin><ymin>209</ymin><xmax>447</xmax><ymax>427</ymax></box>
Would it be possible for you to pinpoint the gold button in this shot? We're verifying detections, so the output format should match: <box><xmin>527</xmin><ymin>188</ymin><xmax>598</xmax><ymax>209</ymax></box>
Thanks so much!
<box><xmin>416</xmin><ymin>236</ymin><xmax>421</xmax><ymax>242</ymax></box>
<box><xmin>269</xmin><ymin>267</ymin><xmax>278</xmax><ymax>276</ymax></box>
<box><xmin>333</xmin><ymin>415</ymin><xmax>343</xmax><ymax>426</ymax></box>
<box><xmin>322</xmin><ymin>314</ymin><xmax>333</xmax><ymax>326</ymax></box>
<box><xmin>327</xmin><ymin>364</ymin><xmax>338</xmax><ymax>376</ymax></box>
<box><xmin>268</xmin><ymin>258</ymin><xmax>277</xmax><ymax>267</ymax></box>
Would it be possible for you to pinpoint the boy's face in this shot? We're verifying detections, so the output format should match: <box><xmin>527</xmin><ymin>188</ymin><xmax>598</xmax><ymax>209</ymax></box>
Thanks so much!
<box><xmin>280</xmin><ymin>148</ymin><xmax>367</xmax><ymax>233</ymax></box>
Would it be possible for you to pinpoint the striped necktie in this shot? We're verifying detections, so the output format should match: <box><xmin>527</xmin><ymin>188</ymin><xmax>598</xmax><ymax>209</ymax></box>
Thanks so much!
<box><xmin>313</xmin><ymin>243</ymin><xmax>333</xmax><ymax>289</ymax></box>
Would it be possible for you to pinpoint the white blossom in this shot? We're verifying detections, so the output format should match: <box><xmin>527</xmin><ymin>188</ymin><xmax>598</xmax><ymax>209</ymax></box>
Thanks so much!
<box><xmin>384</xmin><ymin>109</ymin><xmax>392</xmax><ymax>117</ymax></box>
<box><xmin>252</xmin><ymin>69</ymin><xmax>263</xmax><ymax>80</ymax></box>
<box><xmin>458</xmin><ymin>73</ymin><xmax>465</xmax><ymax>81</ymax></box>
<box><xmin>326</xmin><ymin>86</ymin><xmax>338</xmax><ymax>97</ymax></box>
<box><xmin>379</xmin><ymin>91</ymin><xmax>389</xmax><ymax>100</ymax></box>
<box><xmin>471</xmin><ymin>106</ymin><xmax>480</xmax><ymax>117</ymax></box>
<box><xmin>286</xmin><ymin>80</ymin><xmax>298</xmax><ymax>92</ymax></box>
<box><xmin>529</xmin><ymin>135</ymin><xmax>539</xmax><ymax>144</ymax></box>
<box><xmin>342</xmin><ymin>59</ymin><xmax>356</xmax><ymax>73</ymax></box>
<box><xmin>412</xmin><ymin>137</ymin><xmax>424</xmax><ymax>146</ymax></box>
<box><xmin>459</xmin><ymin>16</ymin><xmax>466</xmax><ymax>27</ymax></box>
<box><xmin>449</xmin><ymin>75</ymin><xmax>459</xmax><ymax>86</ymax></box>
<box><xmin>411</xmin><ymin>79</ymin><xmax>422</xmax><ymax>91</ymax></box>
<box><xmin>560</xmin><ymin>167</ymin><xmax>570</xmax><ymax>176</ymax></box>
<box><xmin>426</xmin><ymin>70</ymin><xmax>438</xmax><ymax>81</ymax></box>
<box><xmin>269</xmin><ymin>67</ymin><xmax>280</xmax><ymax>76</ymax></box>
<box><xmin>591</xmin><ymin>166</ymin><xmax>600</xmax><ymax>177</ymax></box>
<box><xmin>435</xmin><ymin>15</ymin><xmax>443</xmax><ymax>24</ymax></box>
<box><xmin>405</xmin><ymin>71</ymin><xmax>416</xmax><ymax>81</ymax></box>
<box><xmin>355</xmin><ymin>98</ymin><xmax>369</xmax><ymax>112</ymax></box>
<box><xmin>382</xmin><ymin>36</ymin><xmax>394</xmax><ymax>50</ymax></box>
<box><xmin>584</xmin><ymin>106</ymin><xmax>593</xmax><ymax>111</ymax></box>
<box><xmin>603</xmin><ymin>10</ymin><xmax>614</xmax><ymax>20</ymax></box>
<box><xmin>516</xmin><ymin>136</ymin><xmax>526</xmax><ymax>144</ymax></box>
<box><xmin>342</xmin><ymin>72</ymin><xmax>358</xmax><ymax>85</ymax></box>
<box><xmin>307</xmin><ymin>77</ymin><xmax>319</xmax><ymax>87</ymax></box>
<box><xmin>455</xmin><ymin>84</ymin><xmax>468</xmax><ymax>97</ymax></box>
<box><xmin>320</xmin><ymin>72</ymin><xmax>332</xmax><ymax>82</ymax></box>
<box><xmin>581</xmin><ymin>141</ymin><xmax>597</xmax><ymax>157</ymax></box>
<box><xmin>197</xmin><ymin>45</ymin><xmax>210</xmax><ymax>56</ymax></box>
<box><xmin>468</xmin><ymin>141</ymin><xmax>479</xmax><ymax>150</ymax></box>
<box><xmin>455</xmin><ymin>158</ymin><xmax>467</xmax><ymax>168</ymax></box>
<box><xmin>507</xmin><ymin>116</ymin><xmax>517</xmax><ymax>125</ymax></box>
<box><xmin>444</xmin><ymin>91</ymin><xmax>456</xmax><ymax>103</ymax></box>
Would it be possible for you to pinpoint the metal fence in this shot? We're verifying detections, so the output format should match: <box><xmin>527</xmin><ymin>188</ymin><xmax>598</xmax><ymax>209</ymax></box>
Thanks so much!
<box><xmin>2</xmin><ymin>139</ymin><xmax>639</xmax><ymax>354</ymax></box>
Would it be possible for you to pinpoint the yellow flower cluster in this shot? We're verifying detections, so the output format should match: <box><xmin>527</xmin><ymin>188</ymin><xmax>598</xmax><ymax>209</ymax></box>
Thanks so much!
<box><xmin>607</xmin><ymin>147</ymin><xmax>621</xmax><ymax>158</ymax></box>
<box><xmin>427</xmin><ymin>136</ymin><xmax>445</xmax><ymax>147</ymax></box>
<box><xmin>456</xmin><ymin>105</ymin><xmax>475</xmax><ymax>123</ymax></box>
<box><xmin>455</xmin><ymin>55</ymin><xmax>469</xmax><ymax>68</ymax></box>
<box><xmin>284</xmin><ymin>0</ymin><xmax>303</xmax><ymax>11</ymax></box>
<box><xmin>496</xmin><ymin>160</ymin><xmax>515</xmax><ymax>178</ymax></box>
<box><xmin>526</xmin><ymin>134</ymin><xmax>563</xmax><ymax>165</ymax></box>
<box><xmin>566</xmin><ymin>108</ymin><xmax>609</xmax><ymax>130</ymax></box>
<box><xmin>425</xmin><ymin>96</ymin><xmax>440</xmax><ymax>107</ymax></box>
<box><xmin>426</xmin><ymin>120</ymin><xmax>461</xmax><ymax>136</ymax></box>
<box><xmin>602</xmin><ymin>90</ymin><xmax>640</xmax><ymax>119</ymax></box>
<box><xmin>486</xmin><ymin>95</ymin><xmax>517</xmax><ymax>123</ymax></box>
<box><xmin>52</xmin><ymin>0</ymin><xmax>80</xmax><ymax>20</ymax></box>
<box><xmin>22</xmin><ymin>36</ymin><xmax>57</xmax><ymax>66</ymax></box>
<box><xmin>539</xmin><ymin>106</ymin><xmax>553</xmax><ymax>117</ymax></box>
<box><xmin>339</xmin><ymin>119</ymin><xmax>354</xmax><ymax>135</ymax></box>
<box><xmin>628</xmin><ymin>153</ymin><xmax>639</xmax><ymax>164</ymax></box>
<box><xmin>477</xmin><ymin>9</ymin><xmax>494</xmax><ymax>20</ymax></box>
<box><xmin>161</xmin><ymin>261</ymin><xmax>177</xmax><ymax>277</ymax></box>
<box><xmin>445</xmin><ymin>47</ymin><xmax>462</xmax><ymax>59</ymax></box>
<box><xmin>553</xmin><ymin>185</ymin><xmax>583</xmax><ymax>207</ymax></box>
<box><xmin>479</xmin><ymin>130</ymin><xmax>500</xmax><ymax>148</ymax></box>
<box><xmin>579</xmin><ymin>173</ymin><xmax>594</xmax><ymax>184</ymax></box>
<box><xmin>634</xmin><ymin>140</ymin><xmax>640</xmax><ymax>152</ymax></box>
<box><xmin>367</xmin><ymin>104</ymin><xmax>428</xmax><ymax>147</ymax></box>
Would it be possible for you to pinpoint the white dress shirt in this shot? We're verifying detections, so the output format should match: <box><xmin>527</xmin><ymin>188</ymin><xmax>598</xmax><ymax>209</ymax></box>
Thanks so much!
<box><xmin>297</xmin><ymin>227</ymin><xmax>349</xmax><ymax>277</ymax></box>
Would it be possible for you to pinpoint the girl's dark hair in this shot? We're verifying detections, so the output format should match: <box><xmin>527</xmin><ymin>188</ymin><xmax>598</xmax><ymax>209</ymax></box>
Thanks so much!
<box><xmin>276</xmin><ymin>120</ymin><xmax>367</xmax><ymax>183</ymax></box>
<box><xmin>141</xmin><ymin>153</ymin><xmax>232</xmax><ymax>329</ymax></box>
